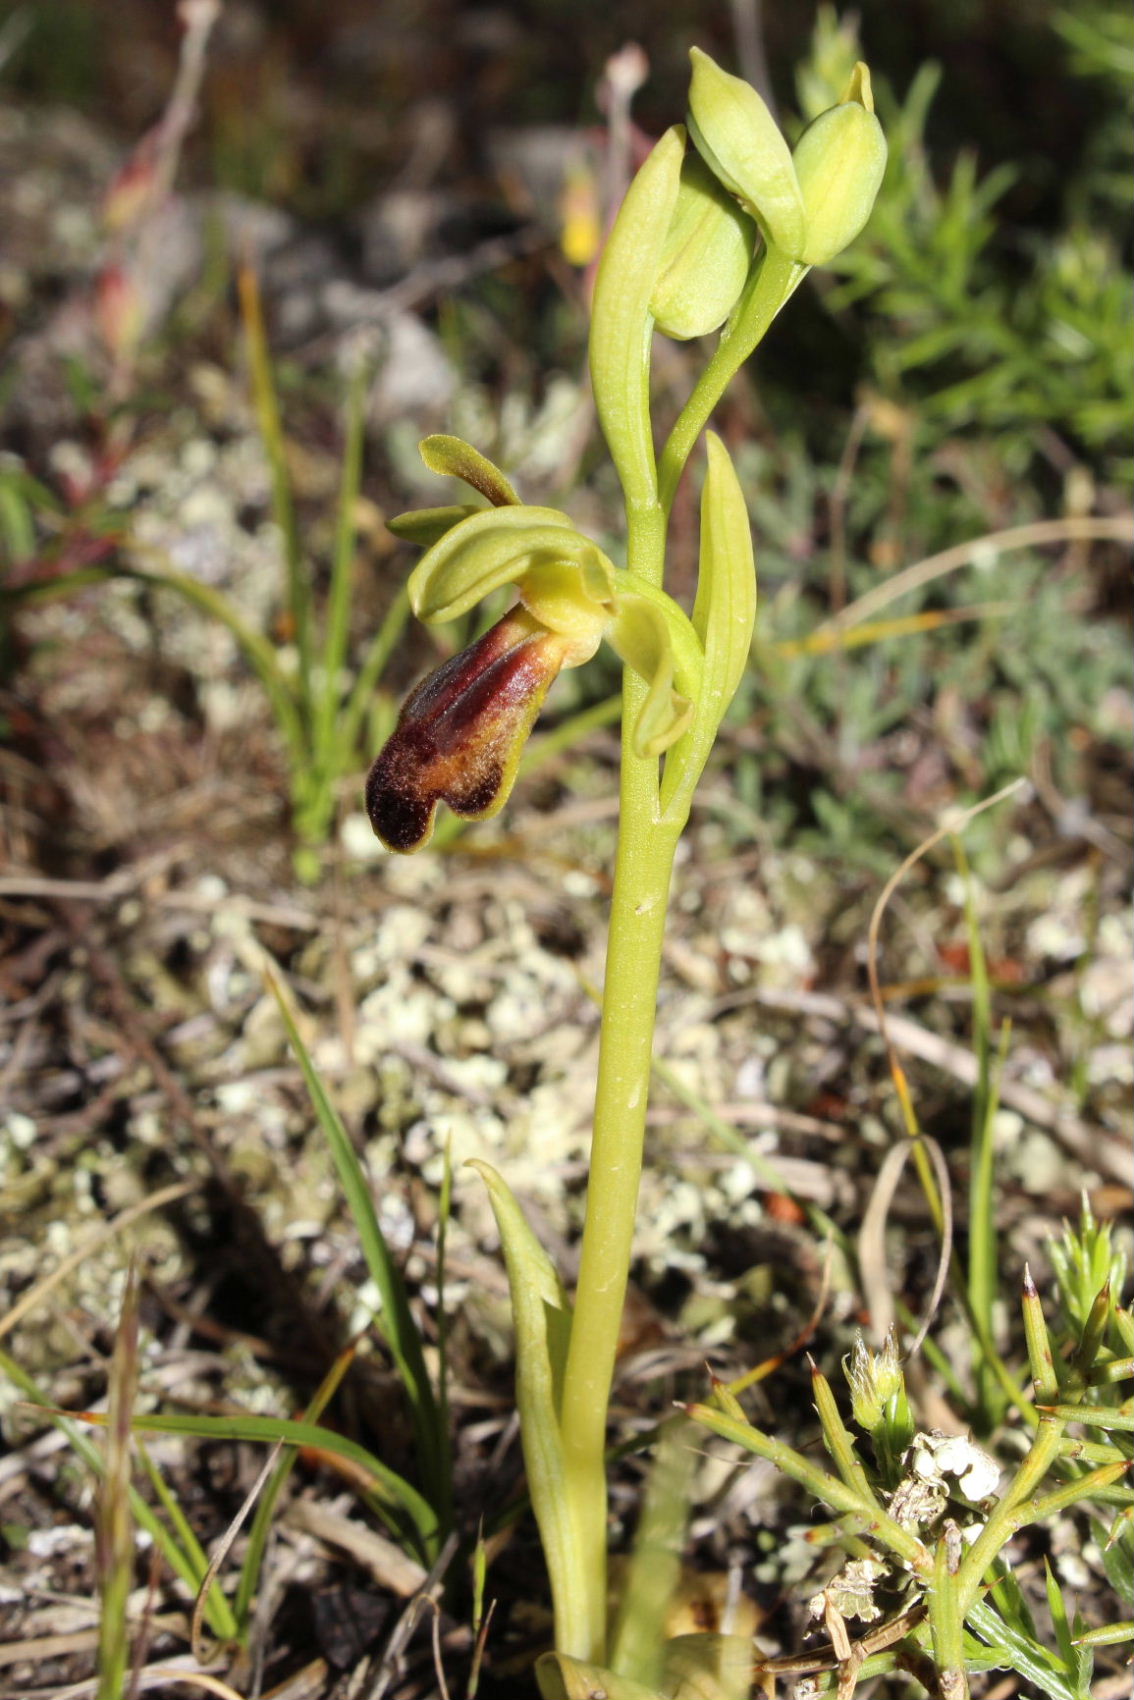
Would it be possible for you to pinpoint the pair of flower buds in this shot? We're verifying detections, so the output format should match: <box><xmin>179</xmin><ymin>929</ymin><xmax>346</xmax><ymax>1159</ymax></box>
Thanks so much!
<box><xmin>367</xmin><ymin>50</ymin><xmax>886</xmax><ymax>853</ymax></box>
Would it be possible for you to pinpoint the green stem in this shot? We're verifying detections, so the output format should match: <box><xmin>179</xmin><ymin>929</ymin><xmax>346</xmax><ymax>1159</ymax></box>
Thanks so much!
<box><xmin>954</xmin><ymin>1415</ymin><xmax>1063</xmax><ymax>1614</ymax></box>
<box><xmin>556</xmin><ymin>498</ymin><xmax>675</xmax><ymax>1663</ymax></box>
<box><xmin>928</xmin><ymin>1535</ymin><xmax>968</xmax><ymax>1700</ymax></box>
<box><xmin>658</xmin><ymin>246</ymin><xmax>806</xmax><ymax>516</ymax></box>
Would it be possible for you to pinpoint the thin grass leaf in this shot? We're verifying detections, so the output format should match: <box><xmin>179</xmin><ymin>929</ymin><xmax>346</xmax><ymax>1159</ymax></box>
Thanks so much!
<box><xmin>955</xmin><ymin>831</ymin><xmax>1003</xmax><ymax>1425</ymax></box>
<box><xmin>1073</xmin><ymin>1620</ymin><xmax>1134</xmax><ymax>1648</ymax></box>
<box><xmin>268</xmin><ymin>974</ymin><xmax>451</xmax><ymax>1534</ymax></box>
<box><xmin>1044</xmin><ymin>1558</ymin><xmax>1085</xmax><ymax>1687</ymax></box>
<box><xmin>1037</xmin><ymin>1404</ymin><xmax>1133</xmax><ymax>1431</ymax></box>
<box><xmin>127</xmin><ymin>562</ymin><xmax>306</xmax><ymax>763</ymax></box>
<box><xmin>137</xmin><ymin>1440</ymin><xmax>215</xmax><ymax>1591</ymax></box>
<box><xmin>0</xmin><ymin>1348</ymin><xmax>238</xmax><ymax>1642</ymax></box>
<box><xmin>238</xmin><ymin>262</ymin><xmax>311</xmax><ymax>706</ymax></box>
<box><xmin>966</xmin><ymin>1597</ymin><xmax>1086</xmax><ymax>1700</ymax></box>
<box><xmin>339</xmin><ymin>582</ymin><xmax>413</xmax><ymax>763</ymax></box>
<box><xmin>96</xmin><ymin>1266</ymin><xmax>140</xmax><ymax>1700</ymax></box>
<box><xmin>233</xmin><ymin>1343</ymin><xmax>357</xmax><ymax>1631</ymax></box>
<box><xmin>314</xmin><ymin>361</ymin><xmax>369</xmax><ymax>778</ymax></box>
<box><xmin>78</xmin><ymin>1406</ymin><xmax>438</xmax><ymax>1554</ymax></box>
<box><xmin>436</xmin><ymin>1136</ymin><xmax>453</xmax><ymax>1448</ymax></box>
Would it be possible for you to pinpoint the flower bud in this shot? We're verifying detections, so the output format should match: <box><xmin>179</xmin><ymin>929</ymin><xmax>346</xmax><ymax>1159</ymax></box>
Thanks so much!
<box><xmin>791</xmin><ymin>67</ymin><xmax>887</xmax><ymax>266</ymax></box>
<box><xmin>845</xmin><ymin>1332</ymin><xmax>905</xmax><ymax>1431</ymax></box>
<box><xmin>686</xmin><ymin>47</ymin><xmax>806</xmax><ymax>260</ymax></box>
<box><xmin>650</xmin><ymin>152</ymin><xmax>756</xmax><ymax>340</ymax></box>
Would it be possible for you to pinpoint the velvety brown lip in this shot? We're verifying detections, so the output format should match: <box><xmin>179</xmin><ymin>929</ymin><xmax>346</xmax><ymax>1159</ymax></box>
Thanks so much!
<box><xmin>366</xmin><ymin>609</ymin><xmax>568</xmax><ymax>852</ymax></box>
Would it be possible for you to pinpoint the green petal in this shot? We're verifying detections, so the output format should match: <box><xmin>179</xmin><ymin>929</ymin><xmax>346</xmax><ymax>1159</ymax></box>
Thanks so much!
<box><xmin>419</xmin><ymin>434</ymin><xmax>520</xmax><ymax>506</ymax></box>
<box><xmin>607</xmin><ymin>580</ymin><xmax>703</xmax><ymax>758</ymax></box>
<box><xmin>408</xmin><ymin>505</ymin><xmax>614</xmax><ymax>624</ymax></box>
<box><xmin>388</xmin><ymin>504</ymin><xmax>479</xmax><ymax>547</ymax></box>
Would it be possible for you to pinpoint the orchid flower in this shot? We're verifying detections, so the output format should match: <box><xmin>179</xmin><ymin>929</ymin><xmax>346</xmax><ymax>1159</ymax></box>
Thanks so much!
<box><xmin>366</xmin><ymin>434</ymin><xmax>705</xmax><ymax>852</ymax></box>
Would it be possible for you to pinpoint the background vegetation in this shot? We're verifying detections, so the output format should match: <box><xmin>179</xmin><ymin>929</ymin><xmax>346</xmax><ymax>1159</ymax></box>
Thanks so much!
<box><xmin>0</xmin><ymin>2</ymin><xmax>1129</xmax><ymax>1697</ymax></box>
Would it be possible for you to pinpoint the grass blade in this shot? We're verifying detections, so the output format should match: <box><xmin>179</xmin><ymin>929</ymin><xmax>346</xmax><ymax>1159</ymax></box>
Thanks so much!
<box><xmin>269</xmin><ymin>973</ymin><xmax>451</xmax><ymax>1533</ymax></box>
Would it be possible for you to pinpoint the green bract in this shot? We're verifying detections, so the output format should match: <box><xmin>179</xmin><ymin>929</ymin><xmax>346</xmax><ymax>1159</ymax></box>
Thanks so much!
<box><xmin>589</xmin><ymin>124</ymin><xmax>685</xmax><ymax>510</ymax></box>
<box><xmin>650</xmin><ymin>151</ymin><xmax>757</xmax><ymax>341</ymax></box>
<box><xmin>792</xmin><ymin>65</ymin><xmax>887</xmax><ymax>265</ymax></box>
<box><xmin>660</xmin><ymin>432</ymin><xmax>756</xmax><ymax>816</ymax></box>
<box><xmin>687</xmin><ymin>46</ymin><xmax>806</xmax><ymax>260</ymax></box>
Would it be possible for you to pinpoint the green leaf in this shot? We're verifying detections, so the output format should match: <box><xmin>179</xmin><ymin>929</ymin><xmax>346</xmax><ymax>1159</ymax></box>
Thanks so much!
<box><xmin>419</xmin><ymin>434</ymin><xmax>521</xmax><ymax>506</ymax></box>
<box><xmin>590</xmin><ymin>124</ymin><xmax>685</xmax><ymax>511</ymax></box>
<box><xmin>112</xmin><ymin>1409</ymin><xmax>438</xmax><ymax>1554</ymax></box>
<box><xmin>468</xmin><ymin>1162</ymin><xmax>591</xmax><ymax>1654</ymax></box>
<box><xmin>659</xmin><ymin>433</ymin><xmax>754</xmax><ymax>818</ymax></box>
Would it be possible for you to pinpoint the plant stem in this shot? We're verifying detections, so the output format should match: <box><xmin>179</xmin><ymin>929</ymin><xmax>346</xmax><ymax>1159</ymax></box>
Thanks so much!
<box><xmin>557</xmin><ymin>496</ymin><xmax>677</xmax><ymax>1663</ymax></box>
<box><xmin>558</xmin><ymin>736</ymin><xmax>682</xmax><ymax>1660</ymax></box>
<box><xmin>658</xmin><ymin>247</ymin><xmax>805</xmax><ymax>516</ymax></box>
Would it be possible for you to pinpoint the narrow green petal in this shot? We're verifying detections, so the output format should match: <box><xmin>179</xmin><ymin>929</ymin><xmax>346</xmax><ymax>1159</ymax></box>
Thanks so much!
<box><xmin>607</xmin><ymin>583</ymin><xmax>703</xmax><ymax>757</ymax></box>
<box><xmin>419</xmin><ymin>434</ymin><xmax>521</xmax><ymax>506</ymax></box>
<box><xmin>388</xmin><ymin>504</ymin><xmax>479</xmax><ymax>547</ymax></box>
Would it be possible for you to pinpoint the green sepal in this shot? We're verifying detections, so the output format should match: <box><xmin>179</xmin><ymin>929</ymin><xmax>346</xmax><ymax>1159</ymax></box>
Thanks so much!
<box><xmin>419</xmin><ymin>433</ymin><xmax>521</xmax><ymax>506</ymax></box>
<box><xmin>407</xmin><ymin>506</ymin><xmax>611</xmax><ymax>623</ymax></box>
<box><xmin>792</xmin><ymin>78</ymin><xmax>887</xmax><ymax>266</ymax></box>
<box><xmin>686</xmin><ymin>48</ymin><xmax>805</xmax><ymax>260</ymax></box>
<box><xmin>590</xmin><ymin>124</ymin><xmax>685</xmax><ymax>511</ymax></box>
<box><xmin>388</xmin><ymin>504</ymin><xmax>480</xmax><ymax>547</ymax></box>
<box><xmin>608</xmin><ymin>577</ymin><xmax>704</xmax><ymax>758</ymax></box>
<box><xmin>468</xmin><ymin>1162</ymin><xmax>582</xmax><ymax>1642</ymax></box>
<box><xmin>650</xmin><ymin>151</ymin><xmax>757</xmax><ymax>341</ymax></box>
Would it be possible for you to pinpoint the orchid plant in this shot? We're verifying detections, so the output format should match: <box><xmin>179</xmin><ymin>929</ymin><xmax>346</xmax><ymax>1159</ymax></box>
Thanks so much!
<box><xmin>366</xmin><ymin>49</ymin><xmax>887</xmax><ymax>1690</ymax></box>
